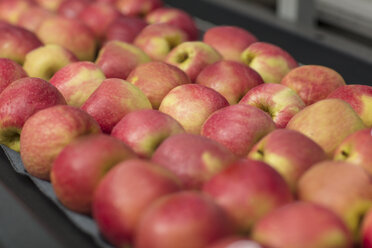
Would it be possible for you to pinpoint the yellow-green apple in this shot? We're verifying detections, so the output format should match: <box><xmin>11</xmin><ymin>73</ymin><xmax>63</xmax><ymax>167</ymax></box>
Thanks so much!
<box><xmin>93</xmin><ymin>159</ymin><xmax>181</xmax><ymax>247</ymax></box>
<box><xmin>241</xmin><ymin>42</ymin><xmax>298</xmax><ymax>83</ymax></box>
<box><xmin>287</xmin><ymin>99</ymin><xmax>365</xmax><ymax>157</ymax></box>
<box><xmin>334</xmin><ymin>128</ymin><xmax>372</xmax><ymax>175</ymax></box>
<box><xmin>127</xmin><ymin>61</ymin><xmax>190</xmax><ymax>109</ymax></box>
<box><xmin>17</xmin><ymin>6</ymin><xmax>53</xmax><ymax>32</ymax></box>
<box><xmin>51</xmin><ymin>134</ymin><xmax>136</xmax><ymax>213</ymax></box>
<box><xmin>196</xmin><ymin>60</ymin><xmax>264</xmax><ymax>105</ymax></box>
<box><xmin>81</xmin><ymin>78</ymin><xmax>152</xmax><ymax>134</ymax></box>
<box><xmin>328</xmin><ymin>85</ymin><xmax>372</xmax><ymax>127</ymax></box>
<box><xmin>0</xmin><ymin>0</ymin><xmax>33</xmax><ymax>24</ymax></box>
<box><xmin>23</xmin><ymin>44</ymin><xmax>78</xmax><ymax>80</ymax></box>
<box><xmin>239</xmin><ymin>83</ymin><xmax>305</xmax><ymax>128</ymax></box>
<box><xmin>248</xmin><ymin>129</ymin><xmax>327</xmax><ymax>191</ymax></box>
<box><xmin>116</xmin><ymin>0</ymin><xmax>163</xmax><ymax>17</ymax></box>
<box><xmin>78</xmin><ymin>2</ymin><xmax>121</xmax><ymax>41</ymax></box>
<box><xmin>252</xmin><ymin>202</ymin><xmax>352</xmax><ymax>248</ymax></box>
<box><xmin>165</xmin><ymin>41</ymin><xmax>222</xmax><ymax>82</ymax></box>
<box><xmin>203</xmin><ymin>159</ymin><xmax>292</xmax><ymax>233</ymax></box>
<box><xmin>111</xmin><ymin>109</ymin><xmax>185</xmax><ymax>158</ymax></box>
<box><xmin>201</xmin><ymin>104</ymin><xmax>276</xmax><ymax>157</ymax></box>
<box><xmin>203</xmin><ymin>26</ymin><xmax>258</xmax><ymax>62</ymax></box>
<box><xmin>95</xmin><ymin>40</ymin><xmax>150</xmax><ymax>80</ymax></box>
<box><xmin>0</xmin><ymin>58</ymin><xmax>27</xmax><ymax>94</ymax></box>
<box><xmin>146</xmin><ymin>7</ymin><xmax>198</xmax><ymax>40</ymax></box>
<box><xmin>159</xmin><ymin>84</ymin><xmax>229</xmax><ymax>134</ymax></box>
<box><xmin>207</xmin><ymin>237</ymin><xmax>267</xmax><ymax>248</ymax></box>
<box><xmin>104</xmin><ymin>16</ymin><xmax>147</xmax><ymax>44</ymax></box>
<box><xmin>298</xmin><ymin>161</ymin><xmax>372</xmax><ymax>238</ymax></box>
<box><xmin>152</xmin><ymin>133</ymin><xmax>236</xmax><ymax>189</ymax></box>
<box><xmin>135</xmin><ymin>191</ymin><xmax>233</xmax><ymax>248</ymax></box>
<box><xmin>0</xmin><ymin>77</ymin><xmax>66</xmax><ymax>151</ymax></box>
<box><xmin>50</xmin><ymin>61</ymin><xmax>105</xmax><ymax>107</ymax></box>
<box><xmin>20</xmin><ymin>105</ymin><xmax>101</xmax><ymax>180</ymax></box>
<box><xmin>281</xmin><ymin>65</ymin><xmax>345</xmax><ymax>105</ymax></box>
<box><xmin>58</xmin><ymin>0</ymin><xmax>92</xmax><ymax>19</ymax></box>
<box><xmin>362</xmin><ymin>209</ymin><xmax>372</xmax><ymax>248</ymax></box>
<box><xmin>0</xmin><ymin>25</ymin><xmax>42</xmax><ymax>64</ymax></box>
<box><xmin>134</xmin><ymin>23</ymin><xmax>188</xmax><ymax>61</ymax></box>
<box><xmin>36</xmin><ymin>16</ymin><xmax>97</xmax><ymax>61</ymax></box>
<box><xmin>34</xmin><ymin>0</ymin><xmax>65</xmax><ymax>11</ymax></box>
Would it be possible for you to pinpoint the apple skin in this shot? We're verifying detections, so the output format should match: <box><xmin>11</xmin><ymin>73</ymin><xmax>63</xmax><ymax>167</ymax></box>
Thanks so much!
<box><xmin>34</xmin><ymin>0</ymin><xmax>65</xmax><ymax>11</ymax></box>
<box><xmin>252</xmin><ymin>202</ymin><xmax>353</xmax><ymax>248</ymax></box>
<box><xmin>81</xmin><ymin>78</ymin><xmax>152</xmax><ymax>134</ymax></box>
<box><xmin>58</xmin><ymin>0</ymin><xmax>92</xmax><ymax>19</ymax></box>
<box><xmin>334</xmin><ymin>128</ymin><xmax>372</xmax><ymax>176</ymax></box>
<box><xmin>327</xmin><ymin>84</ymin><xmax>372</xmax><ymax>127</ymax></box>
<box><xmin>93</xmin><ymin>159</ymin><xmax>182</xmax><ymax>247</ymax></box>
<box><xmin>50</xmin><ymin>61</ymin><xmax>106</xmax><ymax>107</ymax></box>
<box><xmin>159</xmin><ymin>84</ymin><xmax>229</xmax><ymax>135</ymax></box>
<box><xmin>152</xmin><ymin>133</ymin><xmax>236</xmax><ymax>189</ymax></box>
<box><xmin>203</xmin><ymin>159</ymin><xmax>293</xmax><ymax>233</ymax></box>
<box><xmin>23</xmin><ymin>44</ymin><xmax>78</xmax><ymax>81</ymax></box>
<box><xmin>0</xmin><ymin>25</ymin><xmax>43</xmax><ymax>64</ymax></box>
<box><xmin>104</xmin><ymin>16</ymin><xmax>147</xmax><ymax>44</ymax></box>
<box><xmin>297</xmin><ymin>161</ymin><xmax>372</xmax><ymax>239</ymax></box>
<box><xmin>127</xmin><ymin>61</ymin><xmax>191</xmax><ymax>109</ymax></box>
<box><xmin>203</xmin><ymin>26</ymin><xmax>258</xmax><ymax>62</ymax></box>
<box><xmin>111</xmin><ymin>109</ymin><xmax>185</xmax><ymax>158</ymax></box>
<box><xmin>0</xmin><ymin>77</ymin><xmax>66</xmax><ymax>151</ymax></box>
<box><xmin>286</xmin><ymin>99</ymin><xmax>366</xmax><ymax>157</ymax></box>
<box><xmin>0</xmin><ymin>58</ymin><xmax>27</xmax><ymax>94</ymax></box>
<box><xmin>362</xmin><ymin>210</ymin><xmax>372</xmax><ymax>248</ymax></box>
<box><xmin>51</xmin><ymin>134</ymin><xmax>136</xmax><ymax>214</ymax></box>
<box><xmin>0</xmin><ymin>0</ymin><xmax>33</xmax><ymax>24</ymax></box>
<box><xmin>17</xmin><ymin>6</ymin><xmax>53</xmax><ymax>32</ymax></box>
<box><xmin>201</xmin><ymin>104</ymin><xmax>276</xmax><ymax>157</ymax></box>
<box><xmin>36</xmin><ymin>16</ymin><xmax>97</xmax><ymax>61</ymax></box>
<box><xmin>165</xmin><ymin>41</ymin><xmax>222</xmax><ymax>82</ymax></box>
<box><xmin>196</xmin><ymin>60</ymin><xmax>264</xmax><ymax>105</ymax></box>
<box><xmin>241</xmin><ymin>42</ymin><xmax>298</xmax><ymax>83</ymax></box>
<box><xmin>248</xmin><ymin>129</ymin><xmax>327</xmax><ymax>191</ymax></box>
<box><xmin>95</xmin><ymin>40</ymin><xmax>151</xmax><ymax>80</ymax></box>
<box><xmin>239</xmin><ymin>83</ymin><xmax>305</xmax><ymax>128</ymax></box>
<box><xmin>20</xmin><ymin>105</ymin><xmax>101</xmax><ymax>180</ymax></box>
<box><xmin>146</xmin><ymin>7</ymin><xmax>198</xmax><ymax>41</ymax></box>
<box><xmin>134</xmin><ymin>23</ymin><xmax>188</xmax><ymax>61</ymax></box>
<box><xmin>207</xmin><ymin>237</ymin><xmax>267</xmax><ymax>248</ymax></box>
<box><xmin>116</xmin><ymin>0</ymin><xmax>163</xmax><ymax>17</ymax></box>
<box><xmin>135</xmin><ymin>191</ymin><xmax>233</xmax><ymax>248</ymax></box>
<box><xmin>281</xmin><ymin>65</ymin><xmax>345</xmax><ymax>105</ymax></box>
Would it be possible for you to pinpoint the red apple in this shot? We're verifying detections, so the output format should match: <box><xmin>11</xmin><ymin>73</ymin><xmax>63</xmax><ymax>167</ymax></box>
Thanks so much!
<box><xmin>0</xmin><ymin>58</ymin><xmax>27</xmax><ymax>94</ymax></box>
<box><xmin>34</xmin><ymin>0</ymin><xmax>65</xmax><ymax>11</ymax></box>
<box><xmin>0</xmin><ymin>0</ymin><xmax>33</xmax><ymax>24</ymax></box>
<box><xmin>104</xmin><ymin>16</ymin><xmax>147</xmax><ymax>44</ymax></box>
<box><xmin>93</xmin><ymin>159</ymin><xmax>182</xmax><ymax>246</ymax></box>
<box><xmin>207</xmin><ymin>237</ymin><xmax>267</xmax><ymax>248</ymax></box>
<box><xmin>362</xmin><ymin>209</ymin><xmax>372</xmax><ymax>248</ymax></box>
<box><xmin>17</xmin><ymin>6</ymin><xmax>53</xmax><ymax>32</ymax></box>
<box><xmin>58</xmin><ymin>0</ymin><xmax>92</xmax><ymax>19</ymax></box>
<box><xmin>116</xmin><ymin>0</ymin><xmax>163</xmax><ymax>17</ymax></box>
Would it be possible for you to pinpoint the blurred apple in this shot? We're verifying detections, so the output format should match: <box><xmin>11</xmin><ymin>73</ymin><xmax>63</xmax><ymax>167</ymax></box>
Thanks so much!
<box><xmin>58</xmin><ymin>0</ymin><xmax>92</xmax><ymax>19</ymax></box>
<box><xmin>0</xmin><ymin>58</ymin><xmax>27</xmax><ymax>94</ymax></box>
<box><xmin>207</xmin><ymin>237</ymin><xmax>267</xmax><ymax>248</ymax></box>
<box><xmin>116</xmin><ymin>0</ymin><xmax>163</xmax><ymax>17</ymax></box>
<box><xmin>34</xmin><ymin>0</ymin><xmax>65</xmax><ymax>11</ymax></box>
<box><xmin>17</xmin><ymin>6</ymin><xmax>53</xmax><ymax>32</ymax></box>
<box><xmin>104</xmin><ymin>16</ymin><xmax>147</xmax><ymax>44</ymax></box>
<box><xmin>0</xmin><ymin>0</ymin><xmax>33</xmax><ymax>24</ymax></box>
<box><xmin>362</xmin><ymin>209</ymin><xmax>372</xmax><ymax>248</ymax></box>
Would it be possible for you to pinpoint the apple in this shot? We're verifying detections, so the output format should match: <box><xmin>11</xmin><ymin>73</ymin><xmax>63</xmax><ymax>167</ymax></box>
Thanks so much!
<box><xmin>165</xmin><ymin>41</ymin><xmax>222</xmax><ymax>82</ymax></box>
<box><xmin>334</xmin><ymin>128</ymin><xmax>372</xmax><ymax>175</ymax></box>
<box><xmin>241</xmin><ymin>42</ymin><xmax>298</xmax><ymax>83</ymax></box>
<box><xmin>95</xmin><ymin>40</ymin><xmax>151</xmax><ymax>80</ymax></box>
<box><xmin>93</xmin><ymin>159</ymin><xmax>182</xmax><ymax>247</ymax></box>
<box><xmin>0</xmin><ymin>77</ymin><xmax>66</xmax><ymax>151</ymax></box>
<box><xmin>0</xmin><ymin>58</ymin><xmax>27</xmax><ymax>94</ymax></box>
<box><xmin>135</xmin><ymin>191</ymin><xmax>233</xmax><ymax>248</ymax></box>
<box><xmin>362</xmin><ymin>209</ymin><xmax>372</xmax><ymax>248</ymax></box>
<box><xmin>298</xmin><ymin>161</ymin><xmax>372</xmax><ymax>238</ymax></box>
<box><xmin>104</xmin><ymin>16</ymin><xmax>147</xmax><ymax>44</ymax></box>
<box><xmin>281</xmin><ymin>65</ymin><xmax>345</xmax><ymax>105</ymax></box>
<box><xmin>50</xmin><ymin>61</ymin><xmax>106</xmax><ymax>107</ymax></box>
<box><xmin>248</xmin><ymin>129</ymin><xmax>327</xmax><ymax>191</ymax></box>
<box><xmin>17</xmin><ymin>6</ymin><xmax>53</xmax><ymax>32</ymax></box>
<box><xmin>134</xmin><ymin>23</ymin><xmax>188</xmax><ymax>61</ymax></box>
<box><xmin>51</xmin><ymin>134</ymin><xmax>136</xmax><ymax>213</ymax></box>
<box><xmin>0</xmin><ymin>0</ymin><xmax>33</xmax><ymax>24</ymax></box>
<box><xmin>116</xmin><ymin>0</ymin><xmax>163</xmax><ymax>17</ymax></box>
<box><xmin>252</xmin><ymin>202</ymin><xmax>352</xmax><ymax>248</ymax></box>
<box><xmin>127</xmin><ymin>61</ymin><xmax>191</xmax><ymax>109</ymax></box>
<box><xmin>146</xmin><ymin>7</ymin><xmax>198</xmax><ymax>40</ymax></box>
<box><xmin>159</xmin><ymin>84</ymin><xmax>229</xmax><ymax>134</ymax></box>
<box><xmin>328</xmin><ymin>84</ymin><xmax>372</xmax><ymax>127</ymax></box>
<box><xmin>34</xmin><ymin>0</ymin><xmax>65</xmax><ymax>11</ymax></box>
<box><xmin>239</xmin><ymin>83</ymin><xmax>305</xmax><ymax>128</ymax></box>
<box><xmin>201</xmin><ymin>104</ymin><xmax>276</xmax><ymax>157</ymax></box>
<box><xmin>207</xmin><ymin>237</ymin><xmax>267</xmax><ymax>248</ymax></box>
<box><xmin>81</xmin><ymin>78</ymin><xmax>152</xmax><ymax>134</ymax></box>
<box><xmin>20</xmin><ymin>105</ymin><xmax>101</xmax><ymax>180</ymax></box>
<box><xmin>196</xmin><ymin>60</ymin><xmax>264</xmax><ymax>105</ymax></box>
<box><xmin>0</xmin><ymin>25</ymin><xmax>43</xmax><ymax>64</ymax></box>
<box><xmin>287</xmin><ymin>99</ymin><xmax>365</xmax><ymax>157</ymax></box>
<box><xmin>58</xmin><ymin>0</ymin><xmax>92</xmax><ymax>19</ymax></box>
<box><xmin>111</xmin><ymin>109</ymin><xmax>185</xmax><ymax>158</ymax></box>
<box><xmin>152</xmin><ymin>133</ymin><xmax>236</xmax><ymax>189</ymax></box>
<box><xmin>23</xmin><ymin>44</ymin><xmax>78</xmax><ymax>81</ymax></box>
<box><xmin>36</xmin><ymin>16</ymin><xmax>97</xmax><ymax>61</ymax></box>
<box><xmin>203</xmin><ymin>26</ymin><xmax>258</xmax><ymax>62</ymax></box>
